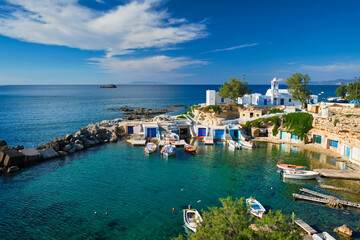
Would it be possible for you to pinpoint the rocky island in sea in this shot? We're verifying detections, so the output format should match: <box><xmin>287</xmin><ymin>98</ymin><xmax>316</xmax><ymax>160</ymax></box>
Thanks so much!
<box><xmin>100</xmin><ymin>84</ymin><xmax>117</xmax><ymax>88</ymax></box>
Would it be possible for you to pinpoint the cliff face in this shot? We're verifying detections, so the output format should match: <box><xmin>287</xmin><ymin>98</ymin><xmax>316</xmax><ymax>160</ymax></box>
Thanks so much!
<box><xmin>312</xmin><ymin>106</ymin><xmax>360</xmax><ymax>145</ymax></box>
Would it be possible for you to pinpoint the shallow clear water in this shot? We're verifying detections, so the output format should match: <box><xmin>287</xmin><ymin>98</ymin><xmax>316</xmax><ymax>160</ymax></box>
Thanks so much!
<box><xmin>0</xmin><ymin>141</ymin><xmax>359</xmax><ymax>240</ymax></box>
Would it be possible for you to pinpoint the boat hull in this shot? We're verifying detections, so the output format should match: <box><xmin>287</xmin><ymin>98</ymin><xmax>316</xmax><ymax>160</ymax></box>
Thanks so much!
<box><xmin>282</xmin><ymin>170</ymin><xmax>319</xmax><ymax>179</ymax></box>
<box><xmin>277</xmin><ymin>163</ymin><xmax>306</xmax><ymax>170</ymax></box>
<box><xmin>183</xmin><ymin>209</ymin><xmax>203</xmax><ymax>233</ymax></box>
<box><xmin>246</xmin><ymin>198</ymin><xmax>266</xmax><ymax>219</ymax></box>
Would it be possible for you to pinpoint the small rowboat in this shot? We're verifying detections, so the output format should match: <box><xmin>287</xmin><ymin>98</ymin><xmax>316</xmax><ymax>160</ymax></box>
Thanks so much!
<box><xmin>277</xmin><ymin>163</ymin><xmax>306</xmax><ymax>171</ymax></box>
<box><xmin>161</xmin><ymin>144</ymin><xmax>176</xmax><ymax>157</ymax></box>
<box><xmin>246</xmin><ymin>198</ymin><xmax>266</xmax><ymax>219</ymax></box>
<box><xmin>240</xmin><ymin>140</ymin><xmax>255</xmax><ymax>149</ymax></box>
<box><xmin>312</xmin><ymin>232</ymin><xmax>336</xmax><ymax>240</ymax></box>
<box><xmin>144</xmin><ymin>142</ymin><xmax>157</xmax><ymax>154</ymax></box>
<box><xmin>184</xmin><ymin>144</ymin><xmax>197</xmax><ymax>153</ymax></box>
<box><xmin>228</xmin><ymin>140</ymin><xmax>241</xmax><ymax>150</ymax></box>
<box><xmin>280</xmin><ymin>169</ymin><xmax>319</xmax><ymax>180</ymax></box>
<box><xmin>183</xmin><ymin>205</ymin><xmax>203</xmax><ymax>232</ymax></box>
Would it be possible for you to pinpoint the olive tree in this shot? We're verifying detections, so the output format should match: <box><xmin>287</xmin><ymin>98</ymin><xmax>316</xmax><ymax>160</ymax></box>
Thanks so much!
<box><xmin>285</xmin><ymin>73</ymin><xmax>312</xmax><ymax>109</ymax></box>
<box><xmin>218</xmin><ymin>77</ymin><xmax>252</xmax><ymax>105</ymax></box>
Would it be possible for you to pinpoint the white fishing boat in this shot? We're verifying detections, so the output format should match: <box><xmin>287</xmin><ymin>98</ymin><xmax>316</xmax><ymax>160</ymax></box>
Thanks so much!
<box><xmin>281</xmin><ymin>169</ymin><xmax>319</xmax><ymax>180</ymax></box>
<box><xmin>246</xmin><ymin>198</ymin><xmax>266</xmax><ymax>219</ymax></box>
<box><xmin>228</xmin><ymin>140</ymin><xmax>241</xmax><ymax>150</ymax></box>
<box><xmin>312</xmin><ymin>232</ymin><xmax>336</xmax><ymax>240</ymax></box>
<box><xmin>183</xmin><ymin>205</ymin><xmax>203</xmax><ymax>232</ymax></box>
<box><xmin>144</xmin><ymin>142</ymin><xmax>157</xmax><ymax>154</ymax></box>
<box><xmin>161</xmin><ymin>144</ymin><xmax>176</xmax><ymax>157</ymax></box>
<box><xmin>277</xmin><ymin>163</ymin><xmax>306</xmax><ymax>171</ymax></box>
<box><xmin>240</xmin><ymin>140</ymin><xmax>255</xmax><ymax>149</ymax></box>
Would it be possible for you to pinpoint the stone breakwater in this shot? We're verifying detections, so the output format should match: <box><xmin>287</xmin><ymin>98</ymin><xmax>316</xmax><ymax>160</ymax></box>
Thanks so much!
<box><xmin>0</xmin><ymin>118</ymin><xmax>127</xmax><ymax>174</ymax></box>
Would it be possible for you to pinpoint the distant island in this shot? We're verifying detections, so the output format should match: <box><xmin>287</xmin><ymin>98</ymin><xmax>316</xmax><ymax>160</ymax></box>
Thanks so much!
<box><xmin>100</xmin><ymin>84</ymin><xmax>117</xmax><ymax>88</ymax></box>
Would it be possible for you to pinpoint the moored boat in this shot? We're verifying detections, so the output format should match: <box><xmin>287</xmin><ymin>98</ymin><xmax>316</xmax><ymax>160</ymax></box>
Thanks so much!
<box><xmin>312</xmin><ymin>232</ymin><xmax>336</xmax><ymax>240</ymax></box>
<box><xmin>246</xmin><ymin>198</ymin><xmax>266</xmax><ymax>219</ymax></box>
<box><xmin>144</xmin><ymin>142</ymin><xmax>157</xmax><ymax>154</ymax></box>
<box><xmin>161</xmin><ymin>144</ymin><xmax>176</xmax><ymax>157</ymax></box>
<box><xmin>228</xmin><ymin>140</ymin><xmax>241</xmax><ymax>150</ymax></box>
<box><xmin>240</xmin><ymin>140</ymin><xmax>255</xmax><ymax>149</ymax></box>
<box><xmin>183</xmin><ymin>205</ymin><xmax>203</xmax><ymax>232</ymax></box>
<box><xmin>280</xmin><ymin>169</ymin><xmax>319</xmax><ymax>180</ymax></box>
<box><xmin>184</xmin><ymin>144</ymin><xmax>197</xmax><ymax>153</ymax></box>
<box><xmin>277</xmin><ymin>163</ymin><xmax>306</xmax><ymax>171</ymax></box>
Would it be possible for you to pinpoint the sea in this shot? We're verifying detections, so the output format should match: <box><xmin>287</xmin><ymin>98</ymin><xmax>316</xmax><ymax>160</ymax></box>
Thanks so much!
<box><xmin>1</xmin><ymin>84</ymin><xmax>359</xmax><ymax>240</ymax></box>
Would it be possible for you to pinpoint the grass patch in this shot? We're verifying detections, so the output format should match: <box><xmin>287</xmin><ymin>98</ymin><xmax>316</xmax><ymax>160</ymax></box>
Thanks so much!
<box><xmin>344</xmin><ymin>114</ymin><xmax>360</xmax><ymax>118</ymax></box>
<box><xmin>245</xmin><ymin>116</ymin><xmax>280</xmax><ymax>136</ymax></box>
<box><xmin>177</xmin><ymin>115</ymin><xmax>186</xmax><ymax>119</ymax></box>
<box><xmin>188</xmin><ymin>112</ymin><xmax>195</xmax><ymax>118</ymax></box>
<box><xmin>191</xmin><ymin>105</ymin><xmax>201</xmax><ymax>112</ymax></box>
<box><xmin>203</xmin><ymin>105</ymin><xmax>220</xmax><ymax>113</ymax></box>
<box><xmin>333</xmin><ymin>118</ymin><xmax>339</xmax><ymax>126</ymax></box>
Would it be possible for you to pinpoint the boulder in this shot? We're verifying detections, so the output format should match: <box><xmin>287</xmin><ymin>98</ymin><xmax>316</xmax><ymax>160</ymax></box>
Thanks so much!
<box><xmin>7</xmin><ymin>166</ymin><xmax>19</xmax><ymax>173</ymax></box>
<box><xmin>334</xmin><ymin>225</ymin><xmax>353</xmax><ymax>237</ymax></box>
<box><xmin>68</xmin><ymin>147</ymin><xmax>75</xmax><ymax>153</ymax></box>
<box><xmin>0</xmin><ymin>167</ymin><xmax>6</xmax><ymax>173</ymax></box>
<box><xmin>58</xmin><ymin>151</ymin><xmax>68</xmax><ymax>157</ymax></box>
<box><xmin>75</xmin><ymin>139</ymin><xmax>83</xmax><ymax>145</ymax></box>
<box><xmin>15</xmin><ymin>145</ymin><xmax>24</xmax><ymax>150</ymax></box>
<box><xmin>36</xmin><ymin>145</ymin><xmax>45</xmax><ymax>150</ymax></box>
<box><xmin>2</xmin><ymin>150</ymin><xmax>25</xmax><ymax>167</ymax></box>
<box><xmin>1</xmin><ymin>145</ymin><xmax>15</xmax><ymax>151</ymax></box>
<box><xmin>20</xmin><ymin>149</ymin><xmax>41</xmax><ymax>165</ymax></box>
<box><xmin>0</xmin><ymin>151</ymin><xmax>6</xmax><ymax>165</ymax></box>
<box><xmin>0</xmin><ymin>140</ymin><xmax>7</xmax><ymax>146</ymax></box>
<box><xmin>74</xmin><ymin>144</ymin><xmax>84</xmax><ymax>151</ymax></box>
<box><xmin>62</xmin><ymin>144</ymin><xmax>72</xmax><ymax>152</ymax></box>
<box><xmin>38</xmin><ymin>148</ymin><xmax>59</xmax><ymax>160</ymax></box>
<box><xmin>44</xmin><ymin>140</ymin><xmax>60</xmax><ymax>152</ymax></box>
<box><xmin>65</xmin><ymin>134</ymin><xmax>73</xmax><ymax>141</ymax></box>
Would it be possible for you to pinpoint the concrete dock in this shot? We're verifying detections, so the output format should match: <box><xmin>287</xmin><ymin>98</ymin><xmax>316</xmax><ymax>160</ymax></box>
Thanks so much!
<box><xmin>313</xmin><ymin>169</ymin><xmax>360</xmax><ymax>180</ymax></box>
<box><xmin>126</xmin><ymin>139</ymin><xmax>147</xmax><ymax>146</ymax></box>
<box><xmin>158</xmin><ymin>140</ymin><xmax>186</xmax><ymax>147</ymax></box>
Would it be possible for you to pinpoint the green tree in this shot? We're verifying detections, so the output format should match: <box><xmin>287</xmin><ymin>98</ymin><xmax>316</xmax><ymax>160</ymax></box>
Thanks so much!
<box><xmin>173</xmin><ymin>197</ymin><xmax>302</xmax><ymax>240</ymax></box>
<box><xmin>346</xmin><ymin>82</ymin><xmax>360</xmax><ymax>101</ymax></box>
<box><xmin>285</xmin><ymin>73</ymin><xmax>312</xmax><ymax>109</ymax></box>
<box><xmin>218</xmin><ymin>77</ymin><xmax>252</xmax><ymax>104</ymax></box>
<box><xmin>335</xmin><ymin>85</ymin><xmax>347</xmax><ymax>99</ymax></box>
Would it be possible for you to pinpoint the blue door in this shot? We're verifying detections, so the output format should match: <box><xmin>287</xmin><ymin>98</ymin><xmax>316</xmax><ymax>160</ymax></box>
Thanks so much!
<box><xmin>198</xmin><ymin>128</ymin><xmax>206</xmax><ymax>136</ymax></box>
<box><xmin>214</xmin><ymin>130</ymin><xmax>224</xmax><ymax>139</ymax></box>
<box><xmin>128</xmin><ymin>126</ymin><xmax>134</xmax><ymax>134</ymax></box>
<box><xmin>147</xmin><ymin>128</ymin><xmax>157</xmax><ymax>138</ymax></box>
<box><xmin>280</xmin><ymin>131</ymin><xmax>286</xmax><ymax>139</ymax></box>
<box><xmin>330</xmin><ymin>140</ymin><xmax>338</xmax><ymax>148</ymax></box>
<box><xmin>264</xmin><ymin>99</ymin><xmax>267</xmax><ymax>105</ymax></box>
<box><xmin>291</xmin><ymin>134</ymin><xmax>298</xmax><ymax>140</ymax></box>
<box><xmin>172</xmin><ymin>130</ymin><xmax>179</xmax><ymax>135</ymax></box>
<box><xmin>346</xmin><ymin>146</ymin><xmax>351</xmax><ymax>157</ymax></box>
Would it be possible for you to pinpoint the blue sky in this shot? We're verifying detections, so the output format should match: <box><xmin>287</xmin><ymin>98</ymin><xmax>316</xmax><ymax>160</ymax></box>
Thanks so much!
<box><xmin>0</xmin><ymin>0</ymin><xmax>359</xmax><ymax>85</ymax></box>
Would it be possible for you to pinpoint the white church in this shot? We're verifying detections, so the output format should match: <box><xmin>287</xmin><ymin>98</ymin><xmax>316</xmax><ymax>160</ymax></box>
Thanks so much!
<box><xmin>206</xmin><ymin>77</ymin><xmax>318</xmax><ymax>106</ymax></box>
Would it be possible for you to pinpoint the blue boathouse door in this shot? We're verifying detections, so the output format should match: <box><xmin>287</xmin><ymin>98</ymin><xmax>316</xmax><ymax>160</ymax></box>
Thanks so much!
<box><xmin>128</xmin><ymin>126</ymin><xmax>134</xmax><ymax>134</ymax></box>
<box><xmin>198</xmin><ymin>128</ymin><xmax>206</xmax><ymax>136</ymax></box>
<box><xmin>147</xmin><ymin>128</ymin><xmax>157</xmax><ymax>138</ymax></box>
<box><xmin>214</xmin><ymin>130</ymin><xmax>224</xmax><ymax>139</ymax></box>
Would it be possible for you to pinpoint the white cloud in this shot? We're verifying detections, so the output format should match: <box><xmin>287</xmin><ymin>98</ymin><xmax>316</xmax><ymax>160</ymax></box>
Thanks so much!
<box><xmin>89</xmin><ymin>55</ymin><xmax>208</xmax><ymax>81</ymax></box>
<box><xmin>0</xmin><ymin>0</ymin><xmax>207</xmax><ymax>56</ymax></box>
<box><xmin>303</xmin><ymin>62</ymin><xmax>360</xmax><ymax>72</ymax></box>
<box><xmin>204</xmin><ymin>43</ymin><xmax>258</xmax><ymax>53</ymax></box>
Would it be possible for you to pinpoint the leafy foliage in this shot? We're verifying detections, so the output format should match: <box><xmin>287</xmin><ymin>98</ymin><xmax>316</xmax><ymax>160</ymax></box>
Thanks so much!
<box><xmin>203</xmin><ymin>105</ymin><xmax>220</xmax><ymax>113</ymax></box>
<box><xmin>268</xmin><ymin>108</ymin><xmax>284</xmax><ymax>114</ymax></box>
<box><xmin>177</xmin><ymin>115</ymin><xmax>187</xmax><ymax>119</ymax></box>
<box><xmin>173</xmin><ymin>197</ymin><xmax>301</xmax><ymax>240</ymax></box>
<box><xmin>189</xmin><ymin>112</ymin><xmax>195</xmax><ymax>118</ymax></box>
<box><xmin>335</xmin><ymin>85</ymin><xmax>347</xmax><ymax>99</ymax></box>
<box><xmin>218</xmin><ymin>77</ymin><xmax>252</xmax><ymax>104</ymax></box>
<box><xmin>333</xmin><ymin>118</ymin><xmax>339</xmax><ymax>126</ymax></box>
<box><xmin>345</xmin><ymin>82</ymin><xmax>360</xmax><ymax>100</ymax></box>
<box><xmin>191</xmin><ymin>105</ymin><xmax>201</xmax><ymax>112</ymax></box>
<box><xmin>245</xmin><ymin>116</ymin><xmax>280</xmax><ymax>136</ymax></box>
<box><xmin>285</xmin><ymin>73</ymin><xmax>312</xmax><ymax>108</ymax></box>
<box><xmin>282</xmin><ymin>112</ymin><xmax>313</xmax><ymax>140</ymax></box>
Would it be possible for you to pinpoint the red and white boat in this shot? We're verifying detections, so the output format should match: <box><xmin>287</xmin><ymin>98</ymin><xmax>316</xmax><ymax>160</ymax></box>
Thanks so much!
<box><xmin>277</xmin><ymin>163</ymin><xmax>306</xmax><ymax>171</ymax></box>
<box><xmin>144</xmin><ymin>142</ymin><xmax>157</xmax><ymax>154</ymax></box>
<box><xmin>184</xmin><ymin>144</ymin><xmax>197</xmax><ymax>153</ymax></box>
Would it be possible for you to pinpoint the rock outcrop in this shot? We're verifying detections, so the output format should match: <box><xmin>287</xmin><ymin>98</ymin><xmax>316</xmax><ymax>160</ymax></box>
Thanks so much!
<box><xmin>334</xmin><ymin>224</ymin><xmax>353</xmax><ymax>237</ymax></box>
<box><xmin>1</xmin><ymin>150</ymin><xmax>25</xmax><ymax>167</ymax></box>
<box><xmin>100</xmin><ymin>84</ymin><xmax>117</xmax><ymax>88</ymax></box>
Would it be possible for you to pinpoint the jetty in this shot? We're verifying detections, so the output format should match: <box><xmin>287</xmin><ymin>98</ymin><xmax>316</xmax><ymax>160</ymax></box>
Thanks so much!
<box><xmin>203</xmin><ymin>136</ymin><xmax>214</xmax><ymax>145</ymax></box>
<box><xmin>320</xmin><ymin>185</ymin><xmax>360</xmax><ymax>194</ymax></box>
<box><xmin>313</xmin><ymin>169</ymin><xmax>360</xmax><ymax>180</ymax></box>
<box><xmin>293</xmin><ymin>188</ymin><xmax>360</xmax><ymax>209</ymax></box>
<box><xmin>158</xmin><ymin>140</ymin><xmax>186</xmax><ymax>147</ymax></box>
<box><xmin>294</xmin><ymin>218</ymin><xmax>317</xmax><ymax>235</ymax></box>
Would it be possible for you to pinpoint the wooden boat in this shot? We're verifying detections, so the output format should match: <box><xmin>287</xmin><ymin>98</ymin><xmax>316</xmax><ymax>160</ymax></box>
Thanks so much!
<box><xmin>183</xmin><ymin>205</ymin><xmax>203</xmax><ymax>232</ymax></box>
<box><xmin>144</xmin><ymin>142</ymin><xmax>157</xmax><ymax>154</ymax></box>
<box><xmin>246</xmin><ymin>198</ymin><xmax>266</xmax><ymax>219</ymax></box>
<box><xmin>277</xmin><ymin>163</ymin><xmax>306</xmax><ymax>171</ymax></box>
<box><xmin>184</xmin><ymin>144</ymin><xmax>197</xmax><ymax>153</ymax></box>
<box><xmin>240</xmin><ymin>140</ymin><xmax>255</xmax><ymax>149</ymax></box>
<box><xmin>161</xmin><ymin>144</ymin><xmax>176</xmax><ymax>157</ymax></box>
<box><xmin>228</xmin><ymin>140</ymin><xmax>241</xmax><ymax>150</ymax></box>
<box><xmin>280</xmin><ymin>169</ymin><xmax>319</xmax><ymax>180</ymax></box>
<box><xmin>312</xmin><ymin>232</ymin><xmax>336</xmax><ymax>240</ymax></box>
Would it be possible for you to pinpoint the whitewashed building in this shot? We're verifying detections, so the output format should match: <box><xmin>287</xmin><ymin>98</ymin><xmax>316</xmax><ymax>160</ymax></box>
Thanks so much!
<box><xmin>206</xmin><ymin>90</ymin><xmax>232</xmax><ymax>106</ymax></box>
<box><xmin>238</xmin><ymin>77</ymin><xmax>318</xmax><ymax>106</ymax></box>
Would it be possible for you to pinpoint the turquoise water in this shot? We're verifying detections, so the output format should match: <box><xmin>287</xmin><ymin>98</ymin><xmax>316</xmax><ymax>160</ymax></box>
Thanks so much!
<box><xmin>0</xmin><ymin>141</ymin><xmax>359</xmax><ymax>240</ymax></box>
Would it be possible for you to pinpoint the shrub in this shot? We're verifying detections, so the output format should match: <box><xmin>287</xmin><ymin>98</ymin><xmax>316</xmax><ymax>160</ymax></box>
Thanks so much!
<box><xmin>177</xmin><ymin>115</ymin><xmax>186</xmax><ymax>119</ymax></box>
<box><xmin>189</xmin><ymin>112</ymin><xmax>195</xmax><ymax>118</ymax></box>
<box><xmin>268</xmin><ymin>108</ymin><xmax>284</xmax><ymax>114</ymax></box>
<box><xmin>204</xmin><ymin>105</ymin><xmax>220</xmax><ymax>113</ymax></box>
<box><xmin>191</xmin><ymin>105</ymin><xmax>201</xmax><ymax>112</ymax></box>
<box><xmin>245</xmin><ymin>116</ymin><xmax>280</xmax><ymax>136</ymax></box>
<box><xmin>333</xmin><ymin>118</ymin><xmax>339</xmax><ymax>126</ymax></box>
<box><xmin>282</xmin><ymin>112</ymin><xmax>313</xmax><ymax>140</ymax></box>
